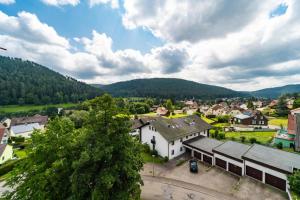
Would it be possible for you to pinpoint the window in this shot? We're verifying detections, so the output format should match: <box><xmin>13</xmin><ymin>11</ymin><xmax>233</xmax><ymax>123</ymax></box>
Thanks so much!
<box><xmin>262</xmin><ymin>121</ymin><xmax>265</xmax><ymax>125</ymax></box>
<box><xmin>261</xmin><ymin>116</ymin><xmax>263</xmax><ymax>120</ymax></box>
<box><xmin>186</xmin><ymin>136</ymin><xmax>188</xmax><ymax>139</ymax></box>
<box><xmin>180</xmin><ymin>138</ymin><xmax>183</xmax><ymax>142</ymax></box>
<box><xmin>171</xmin><ymin>141</ymin><xmax>174</xmax><ymax>145</ymax></box>
<box><xmin>252</xmin><ymin>120</ymin><xmax>256</xmax><ymax>124</ymax></box>
<box><xmin>171</xmin><ymin>150</ymin><xmax>174</xmax><ymax>155</ymax></box>
<box><xmin>194</xmin><ymin>133</ymin><xmax>196</xmax><ymax>136</ymax></box>
<box><xmin>180</xmin><ymin>147</ymin><xmax>183</xmax><ymax>152</ymax></box>
<box><xmin>152</xmin><ymin>126</ymin><xmax>154</xmax><ymax>131</ymax></box>
<box><xmin>149</xmin><ymin>126</ymin><xmax>151</xmax><ymax>130</ymax></box>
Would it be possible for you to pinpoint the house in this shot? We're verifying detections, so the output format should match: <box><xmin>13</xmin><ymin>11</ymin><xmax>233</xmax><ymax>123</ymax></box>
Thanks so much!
<box><xmin>11</xmin><ymin>114</ymin><xmax>48</xmax><ymax>128</ymax></box>
<box><xmin>174</xmin><ymin>110</ymin><xmax>184</xmax><ymax>114</ymax></box>
<box><xmin>206</xmin><ymin>104</ymin><xmax>225</xmax><ymax>116</ymax></box>
<box><xmin>227</xmin><ymin>109</ymin><xmax>242</xmax><ymax>116</ymax></box>
<box><xmin>253</xmin><ymin>101</ymin><xmax>263</xmax><ymax>108</ymax></box>
<box><xmin>183</xmin><ymin>136</ymin><xmax>300</xmax><ymax>192</ymax></box>
<box><xmin>140</xmin><ymin>115</ymin><xmax>212</xmax><ymax>159</ymax></box>
<box><xmin>130</xmin><ymin>119</ymin><xmax>144</xmax><ymax>137</ymax></box>
<box><xmin>286</xmin><ymin>98</ymin><xmax>295</xmax><ymax>109</ymax></box>
<box><xmin>240</xmin><ymin>104</ymin><xmax>248</xmax><ymax>110</ymax></box>
<box><xmin>0</xmin><ymin>144</ymin><xmax>13</xmax><ymax>165</ymax></box>
<box><xmin>0</xmin><ymin>118</ymin><xmax>11</xmax><ymax>128</ymax></box>
<box><xmin>231</xmin><ymin>111</ymin><xmax>268</xmax><ymax>127</ymax></box>
<box><xmin>269</xmin><ymin>100</ymin><xmax>278</xmax><ymax>108</ymax></box>
<box><xmin>10</xmin><ymin>123</ymin><xmax>42</xmax><ymax>138</ymax></box>
<box><xmin>296</xmin><ymin>114</ymin><xmax>300</xmax><ymax>152</ymax></box>
<box><xmin>0</xmin><ymin>125</ymin><xmax>9</xmax><ymax>144</ymax></box>
<box><xmin>185</xmin><ymin>100</ymin><xmax>198</xmax><ymax>109</ymax></box>
<box><xmin>156</xmin><ymin>107</ymin><xmax>169</xmax><ymax>116</ymax></box>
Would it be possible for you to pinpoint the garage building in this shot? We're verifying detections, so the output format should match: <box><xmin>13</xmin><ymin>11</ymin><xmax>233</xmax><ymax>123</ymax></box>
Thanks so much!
<box><xmin>213</xmin><ymin>141</ymin><xmax>251</xmax><ymax>176</ymax></box>
<box><xmin>183</xmin><ymin>136</ymin><xmax>223</xmax><ymax>165</ymax></box>
<box><xmin>242</xmin><ymin>144</ymin><xmax>300</xmax><ymax>191</ymax></box>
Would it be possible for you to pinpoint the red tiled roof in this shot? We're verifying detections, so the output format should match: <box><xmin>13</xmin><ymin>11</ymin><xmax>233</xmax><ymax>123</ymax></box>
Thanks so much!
<box><xmin>0</xmin><ymin>128</ymin><xmax>5</xmax><ymax>142</ymax></box>
<box><xmin>288</xmin><ymin>114</ymin><xmax>296</xmax><ymax>135</ymax></box>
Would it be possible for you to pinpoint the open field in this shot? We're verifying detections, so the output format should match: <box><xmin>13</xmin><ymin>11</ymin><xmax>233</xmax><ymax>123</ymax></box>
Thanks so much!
<box><xmin>0</xmin><ymin>103</ymin><xmax>77</xmax><ymax>113</ymax></box>
<box><xmin>225</xmin><ymin>131</ymin><xmax>275</xmax><ymax>144</ymax></box>
<box><xmin>268</xmin><ymin>117</ymin><xmax>288</xmax><ymax>127</ymax></box>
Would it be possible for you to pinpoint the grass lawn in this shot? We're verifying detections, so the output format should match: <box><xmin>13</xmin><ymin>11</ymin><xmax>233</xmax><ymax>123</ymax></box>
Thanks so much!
<box><xmin>140</xmin><ymin>112</ymin><xmax>157</xmax><ymax>117</ymax></box>
<box><xmin>225</xmin><ymin>131</ymin><xmax>275</xmax><ymax>144</ymax></box>
<box><xmin>201</xmin><ymin>116</ymin><xmax>216</xmax><ymax>124</ymax></box>
<box><xmin>14</xmin><ymin>149</ymin><xmax>27</xmax><ymax>159</ymax></box>
<box><xmin>0</xmin><ymin>103</ymin><xmax>77</xmax><ymax>113</ymax></box>
<box><xmin>268</xmin><ymin>118</ymin><xmax>288</xmax><ymax>127</ymax></box>
<box><xmin>166</xmin><ymin>113</ymin><xmax>188</xmax><ymax>119</ymax></box>
<box><xmin>292</xmin><ymin>191</ymin><xmax>300</xmax><ymax>200</ymax></box>
<box><xmin>213</xmin><ymin>123</ymin><xmax>230</xmax><ymax>128</ymax></box>
<box><xmin>141</xmin><ymin>152</ymin><xmax>165</xmax><ymax>164</ymax></box>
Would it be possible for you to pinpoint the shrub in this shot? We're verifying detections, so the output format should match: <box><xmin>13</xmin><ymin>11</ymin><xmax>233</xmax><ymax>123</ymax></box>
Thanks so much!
<box><xmin>11</xmin><ymin>136</ymin><xmax>25</xmax><ymax>143</ymax></box>
<box><xmin>0</xmin><ymin>160</ymin><xmax>19</xmax><ymax>176</ymax></box>
<box><xmin>142</xmin><ymin>143</ymin><xmax>151</xmax><ymax>153</ymax></box>
<box><xmin>151</xmin><ymin>149</ymin><xmax>158</xmax><ymax>156</ymax></box>
<box><xmin>164</xmin><ymin>156</ymin><xmax>169</xmax><ymax>162</ymax></box>
<box><xmin>240</xmin><ymin>136</ymin><xmax>246</xmax><ymax>143</ymax></box>
<box><xmin>277</xmin><ymin>142</ymin><xmax>283</xmax><ymax>149</ymax></box>
<box><xmin>216</xmin><ymin>133</ymin><xmax>225</xmax><ymax>140</ymax></box>
<box><xmin>288</xmin><ymin>170</ymin><xmax>300</xmax><ymax>195</ymax></box>
<box><xmin>249</xmin><ymin>138</ymin><xmax>257</xmax><ymax>144</ymax></box>
<box><xmin>231</xmin><ymin>136</ymin><xmax>236</xmax><ymax>141</ymax></box>
<box><xmin>211</xmin><ymin>132</ymin><xmax>215</xmax><ymax>138</ymax></box>
<box><xmin>214</xmin><ymin>130</ymin><xmax>219</xmax><ymax>138</ymax></box>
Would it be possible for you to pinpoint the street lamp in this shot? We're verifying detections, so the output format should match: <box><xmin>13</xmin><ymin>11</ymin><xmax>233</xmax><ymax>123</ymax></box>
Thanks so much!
<box><xmin>152</xmin><ymin>154</ymin><xmax>155</xmax><ymax>177</ymax></box>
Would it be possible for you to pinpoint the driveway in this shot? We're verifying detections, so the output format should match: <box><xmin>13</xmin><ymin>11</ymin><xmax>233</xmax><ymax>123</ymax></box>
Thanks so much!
<box><xmin>142</xmin><ymin>160</ymin><xmax>288</xmax><ymax>200</ymax></box>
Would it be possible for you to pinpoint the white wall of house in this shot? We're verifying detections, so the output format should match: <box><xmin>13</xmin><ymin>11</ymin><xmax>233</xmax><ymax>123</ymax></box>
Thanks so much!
<box><xmin>10</xmin><ymin>130</ymin><xmax>34</xmax><ymax>138</ymax></box>
<box><xmin>245</xmin><ymin>160</ymin><xmax>289</xmax><ymax>191</ymax></box>
<box><xmin>0</xmin><ymin>145</ymin><xmax>13</xmax><ymax>165</ymax></box>
<box><xmin>141</xmin><ymin>125</ymin><xmax>169</xmax><ymax>158</ymax></box>
<box><xmin>214</xmin><ymin>153</ymin><xmax>245</xmax><ymax>175</ymax></box>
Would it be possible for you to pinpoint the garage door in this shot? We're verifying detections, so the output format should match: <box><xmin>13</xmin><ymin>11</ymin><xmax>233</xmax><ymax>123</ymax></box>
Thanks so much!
<box><xmin>265</xmin><ymin>173</ymin><xmax>286</xmax><ymax>191</ymax></box>
<box><xmin>194</xmin><ymin>151</ymin><xmax>202</xmax><ymax>160</ymax></box>
<box><xmin>203</xmin><ymin>155</ymin><xmax>212</xmax><ymax>165</ymax></box>
<box><xmin>246</xmin><ymin>166</ymin><xmax>263</xmax><ymax>181</ymax></box>
<box><xmin>229</xmin><ymin>163</ymin><xmax>242</xmax><ymax>176</ymax></box>
<box><xmin>215</xmin><ymin>158</ymin><xmax>226</xmax><ymax>169</ymax></box>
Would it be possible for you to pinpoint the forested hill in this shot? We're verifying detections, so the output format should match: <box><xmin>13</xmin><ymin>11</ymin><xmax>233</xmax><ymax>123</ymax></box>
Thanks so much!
<box><xmin>0</xmin><ymin>56</ymin><xmax>102</xmax><ymax>105</ymax></box>
<box><xmin>251</xmin><ymin>84</ymin><xmax>300</xmax><ymax>98</ymax></box>
<box><xmin>99</xmin><ymin>78</ymin><xmax>246</xmax><ymax>99</ymax></box>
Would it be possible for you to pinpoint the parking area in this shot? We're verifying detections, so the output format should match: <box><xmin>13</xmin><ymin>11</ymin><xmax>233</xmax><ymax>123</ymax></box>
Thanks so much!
<box><xmin>142</xmin><ymin>160</ymin><xmax>288</xmax><ymax>200</ymax></box>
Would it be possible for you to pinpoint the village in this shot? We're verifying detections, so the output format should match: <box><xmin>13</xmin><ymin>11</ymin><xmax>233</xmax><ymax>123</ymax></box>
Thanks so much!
<box><xmin>0</xmin><ymin>95</ymin><xmax>300</xmax><ymax>199</ymax></box>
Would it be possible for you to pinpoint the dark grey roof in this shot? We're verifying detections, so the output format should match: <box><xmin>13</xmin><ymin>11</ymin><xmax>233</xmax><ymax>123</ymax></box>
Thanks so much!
<box><xmin>151</xmin><ymin>115</ymin><xmax>212</xmax><ymax>142</ymax></box>
<box><xmin>243</xmin><ymin>144</ymin><xmax>300</xmax><ymax>173</ymax></box>
<box><xmin>183</xmin><ymin>136</ymin><xmax>223</xmax><ymax>154</ymax></box>
<box><xmin>213</xmin><ymin>141</ymin><xmax>251</xmax><ymax>160</ymax></box>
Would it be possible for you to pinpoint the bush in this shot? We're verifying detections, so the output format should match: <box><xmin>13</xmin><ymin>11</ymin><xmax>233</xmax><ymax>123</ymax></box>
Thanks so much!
<box><xmin>216</xmin><ymin>133</ymin><xmax>225</xmax><ymax>140</ymax></box>
<box><xmin>276</xmin><ymin>142</ymin><xmax>283</xmax><ymax>149</ymax></box>
<box><xmin>240</xmin><ymin>136</ymin><xmax>246</xmax><ymax>143</ymax></box>
<box><xmin>214</xmin><ymin>130</ymin><xmax>219</xmax><ymax>138</ymax></box>
<box><xmin>249</xmin><ymin>138</ymin><xmax>257</xmax><ymax>144</ymax></box>
<box><xmin>216</xmin><ymin>115</ymin><xmax>230</xmax><ymax>123</ymax></box>
<box><xmin>0</xmin><ymin>160</ymin><xmax>19</xmax><ymax>176</ymax></box>
<box><xmin>164</xmin><ymin>156</ymin><xmax>169</xmax><ymax>162</ymax></box>
<box><xmin>151</xmin><ymin>149</ymin><xmax>158</xmax><ymax>156</ymax></box>
<box><xmin>11</xmin><ymin>136</ymin><xmax>25</xmax><ymax>143</ymax></box>
<box><xmin>142</xmin><ymin>143</ymin><xmax>151</xmax><ymax>153</ymax></box>
<box><xmin>231</xmin><ymin>136</ymin><xmax>236</xmax><ymax>141</ymax></box>
<box><xmin>288</xmin><ymin>170</ymin><xmax>300</xmax><ymax>195</ymax></box>
<box><xmin>211</xmin><ymin>132</ymin><xmax>215</xmax><ymax>138</ymax></box>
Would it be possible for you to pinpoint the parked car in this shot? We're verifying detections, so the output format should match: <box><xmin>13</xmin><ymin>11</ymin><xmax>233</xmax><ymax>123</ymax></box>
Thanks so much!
<box><xmin>189</xmin><ymin>159</ymin><xmax>198</xmax><ymax>173</ymax></box>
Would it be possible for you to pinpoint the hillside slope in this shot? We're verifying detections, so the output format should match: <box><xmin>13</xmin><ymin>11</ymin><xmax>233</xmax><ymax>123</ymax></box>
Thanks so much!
<box><xmin>0</xmin><ymin>56</ymin><xmax>102</xmax><ymax>105</ymax></box>
<box><xmin>251</xmin><ymin>84</ymin><xmax>300</xmax><ymax>98</ymax></box>
<box><xmin>100</xmin><ymin>78</ymin><xmax>246</xmax><ymax>99</ymax></box>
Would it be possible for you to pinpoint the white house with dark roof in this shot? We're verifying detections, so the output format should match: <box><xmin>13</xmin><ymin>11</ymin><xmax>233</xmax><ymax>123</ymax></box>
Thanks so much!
<box><xmin>140</xmin><ymin>115</ymin><xmax>212</xmax><ymax>159</ymax></box>
<box><xmin>10</xmin><ymin>123</ymin><xmax>42</xmax><ymax>138</ymax></box>
<box><xmin>0</xmin><ymin>144</ymin><xmax>13</xmax><ymax>165</ymax></box>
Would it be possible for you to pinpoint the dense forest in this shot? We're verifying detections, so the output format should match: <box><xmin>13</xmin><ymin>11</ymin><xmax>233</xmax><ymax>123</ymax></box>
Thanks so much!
<box><xmin>0</xmin><ymin>56</ymin><xmax>102</xmax><ymax>105</ymax></box>
<box><xmin>99</xmin><ymin>78</ymin><xmax>247</xmax><ymax>100</ymax></box>
<box><xmin>251</xmin><ymin>84</ymin><xmax>300</xmax><ymax>98</ymax></box>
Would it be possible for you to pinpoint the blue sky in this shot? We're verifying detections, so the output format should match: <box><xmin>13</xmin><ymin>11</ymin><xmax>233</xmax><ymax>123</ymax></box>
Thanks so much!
<box><xmin>0</xmin><ymin>0</ymin><xmax>300</xmax><ymax>91</ymax></box>
<box><xmin>0</xmin><ymin>0</ymin><xmax>163</xmax><ymax>53</ymax></box>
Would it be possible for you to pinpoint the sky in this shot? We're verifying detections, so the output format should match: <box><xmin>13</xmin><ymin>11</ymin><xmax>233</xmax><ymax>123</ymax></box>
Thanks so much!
<box><xmin>0</xmin><ymin>0</ymin><xmax>299</xmax><ymax>91</ymax></box>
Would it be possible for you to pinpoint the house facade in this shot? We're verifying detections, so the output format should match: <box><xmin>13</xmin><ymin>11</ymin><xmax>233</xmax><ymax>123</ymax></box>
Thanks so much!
<box><xmin>140</xmin><ymin>115</ymin><xmax>211</xmax><ymax>159</ymax></box>
<box><xmin>231</xmin><ymin>111</ymin><xmax>268</xmax><ymax>127</ymax></box>
<box><xmin>0</xmin><ymin>144</ymin><xmax>13</xmax><ymax>165</ymax></box>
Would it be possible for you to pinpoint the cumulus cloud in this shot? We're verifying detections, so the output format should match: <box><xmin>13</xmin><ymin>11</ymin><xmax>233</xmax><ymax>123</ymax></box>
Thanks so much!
<box><xmin>0</xmin><ymin>0</ymin><xmax>14</xmax><ymax>5</ymax></box>
<box><xmin>41</xmin><ymin>0</ymin><xmax>80</xmax><ymax>6</ymax></box>
<box><xmin>89</xmin><ymin>0</ymin><xmax>119</xmax><ymax>8</ymax></box>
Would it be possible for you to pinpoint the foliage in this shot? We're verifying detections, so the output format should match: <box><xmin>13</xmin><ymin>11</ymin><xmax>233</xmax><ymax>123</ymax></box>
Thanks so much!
<box><xmin>240</xmin><ymin>136</ymin><xmax>246</xmax><ymax>143</ymax></box>
<box><xmin>293</xmin><ymin>98</ymin><xmax>300</xmax><ymax>109</ymax></box>
<box><xmin>165</xmin><ymin>99</ymin><xmax>173</xmax><ymax>112</ymax></box>
<box><xmin>0</xmin><ymin>160</ymin><xmax>20</xmax><ymax>177</ymax></box>
<box><xmin>4</xmin><ymin>94</ymin><xmax>144</xmax><ymax>200</ymax></box>
<box><xmin>276</xmin><ymin>96</ymin><xmax>289</xmax><ymax>117</ymax></box>
<box><xmin>276</xmin><ymin>142</ymin><xmax>283</xmax><ymax>149</ymax></box>
<box><xmin>128</xmin><ymin>102</ymin><xmax>150</xmax><ymax>114</ymax></box>
<box><xmin>288</xmin><ymin>170</ymin><xmax>300</xmax><ymax>195</ymax></box>
<box><xmin>101</xmin><ymin>78</ymin><xmax>246</xmax><ymax>100</ymax></box>
<box><xmin>216</xmin><ymin>115</ymin><xmax>230</xmax><ymax>123</ymax></box>
<box><xmin>0</xmin><ymin>56</ymin><xmax>102</xmax><ymax>105</ymax></box>
<box><xmin>249</xmin><ymin>137</ymin><xmax>257</xmax><ymax>144</ymax></box>
<box><xmin>268</xmin><ymin>118</ymin><xmax>288</xmax><ymax>127</ymax></box>
<box><xmin>216</xmin><ymin>133</ymin><xmax>225</xmax><ymax>140</ymax></box>
<box><xmin>68</xmin><ymin>110</ymin><xmax>89</xmax><ymax>128</ymax></box>
<box><xmin>247</xmin><ymin>101</ymin><xmax>254</xmax><ymax>109</ymax></box>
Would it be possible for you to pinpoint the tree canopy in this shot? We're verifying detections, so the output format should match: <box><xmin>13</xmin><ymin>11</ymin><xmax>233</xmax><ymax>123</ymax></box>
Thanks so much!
<box><xmin>4</xmin><ymin>94</ymin><xmax>144</xmax><ymax>200</ymax></box>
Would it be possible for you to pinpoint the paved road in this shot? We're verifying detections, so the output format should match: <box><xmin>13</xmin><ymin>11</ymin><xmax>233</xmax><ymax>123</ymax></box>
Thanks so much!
<box><xmin>142</xmin><ymin>175</ymin><xmax>238</xmax><ymax>200</ymax></box>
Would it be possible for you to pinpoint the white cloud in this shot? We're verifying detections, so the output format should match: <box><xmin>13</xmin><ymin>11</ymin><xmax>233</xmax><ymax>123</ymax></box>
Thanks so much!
<box><xmin>41</xmin><ymin>0</ymin><xmax>80</xmax><ymax>6</ymax></box>
<box><xmin>0</xmin><ymin>0</ymin><xmax>14</xmax><ymax>5</ymax></box>
<box><xmin>89</xmin><ymin>0</ymin><xmax>119</xmax><ymax>9</ymax></box>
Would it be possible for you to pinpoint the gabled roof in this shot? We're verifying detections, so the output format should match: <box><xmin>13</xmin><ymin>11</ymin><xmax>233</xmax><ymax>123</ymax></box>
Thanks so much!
<box><xmin>234</xmin><ymin>114</ymin><xmax>251</xmax><ymax>120</ymax></box>
<box><xmin>150</xmin><ymin>115</ymin><xmax>212</xmax><ymax>142</ymax></box>
<box><xmin>11</xmin><ymin>115</ymin><xmax>48</xmax><ymax>126</ymax></box>
<box><xmin>11</xmin><ymin>123</ymin><xmax>41</xmax><ymax>134</ymax></box>
<box><xmin>242</xmin><ymin>144</ymin><xmax>300</xmax><ymax>173</ymax></box>
<box><xmin>0</xmin><ymin>128</ymin><xmax>5</xmax><ymax>142</ymax></box>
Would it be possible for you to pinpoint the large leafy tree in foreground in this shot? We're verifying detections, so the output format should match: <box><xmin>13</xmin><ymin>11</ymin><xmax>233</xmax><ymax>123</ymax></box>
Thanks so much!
<box><xmin>4</xmin><ymin>94</ymin><xmax>144</xmax><ymax>200</ymax></box>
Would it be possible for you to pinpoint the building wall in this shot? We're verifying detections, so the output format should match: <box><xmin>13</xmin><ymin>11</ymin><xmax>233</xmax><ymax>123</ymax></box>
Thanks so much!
<box><xmin>0</xmin><ymin>145</ymin><xmax>13</xmax><ymax>165</ymax></box>
<box><xmin>214</xmin><ymin>153</ymin><xmax>245</xmax><ymax>175</ymax></box>
<box><xmin>245</xmin><ymin>160</ymin><xmax>288</xmax><ymax>191</ymax></box>
<box><xmin>11</xmin><ymin>130</ymin><xmax>34</xmax><ymax>138</ymax></box>
<box><xmin>141</xmin><ymin>125</ymin><xmax>169</xmax><ymax>158</ymax></box>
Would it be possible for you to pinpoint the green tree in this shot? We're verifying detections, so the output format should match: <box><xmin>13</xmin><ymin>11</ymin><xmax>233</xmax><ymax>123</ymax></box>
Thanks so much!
<box><xmin>165</xmin><ymin>99</ymin><xmax>173</xmax><ymax>112</ymax></box>
<box><xmin>4</xmin><ymin>94</ymin><xmax>144</xmax><ymax>200</ymax></box>
<box><xmin>293</xmin><ymin>98</ymin><xmax>300</xmax><ymax>109</ymax></box>
<box><xmin>288</xmin><ymin>170</ymin><xmax>300</xmax><ymax>195</ymax></box>
<box><xmin>247</xmin><ymin>100</ymin><xmax>254</xmax><ymax>109</ymax></box>
<box><xmin>276</xmin><ymin>96</ymin><xmax>289</xmax><ymax>117</ymax></box>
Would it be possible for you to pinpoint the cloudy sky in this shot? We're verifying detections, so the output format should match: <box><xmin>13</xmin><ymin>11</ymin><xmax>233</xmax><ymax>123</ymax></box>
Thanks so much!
<box><xmin>0</xmin><ymin>0</ymin><xmax>299</xmax><ymax>91</ymax></box>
